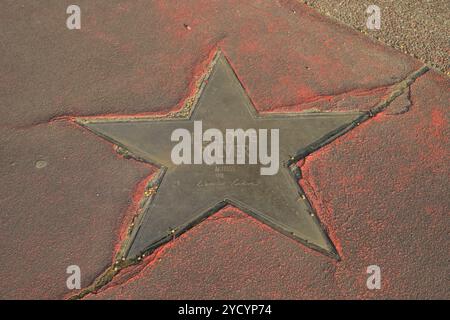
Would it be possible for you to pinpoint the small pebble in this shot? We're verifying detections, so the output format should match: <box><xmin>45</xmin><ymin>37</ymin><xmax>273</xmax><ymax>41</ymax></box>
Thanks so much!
<box><xmin>35</xmin><ymin>160</ymin><xmax>47</xmax><ymax>169</ymax></box>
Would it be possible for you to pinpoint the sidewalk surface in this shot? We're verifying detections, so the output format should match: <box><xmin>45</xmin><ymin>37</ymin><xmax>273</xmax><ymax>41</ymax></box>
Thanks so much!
<box><xmin>0</xmin><ymin>0</ymin><xmax>448</xmax><ymax>299</ymax></box>
<box><xmin>303</xmin><ymin>0</ymin><xmax>450</xmax><ymax>75</ymax></box>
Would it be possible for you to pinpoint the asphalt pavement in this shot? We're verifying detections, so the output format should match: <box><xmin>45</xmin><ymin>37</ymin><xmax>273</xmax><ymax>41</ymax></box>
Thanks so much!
<box><xmin>302</xmin><ymin>0</ymin><xmax>449</xmax><ymax>75</ymax></box>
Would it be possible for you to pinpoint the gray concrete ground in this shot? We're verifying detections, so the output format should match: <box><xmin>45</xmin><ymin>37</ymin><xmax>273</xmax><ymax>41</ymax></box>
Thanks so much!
<box><xmin>301</xmin><ymin>0</ymin><xmax>449</xmax><ymax>75</ymax></box>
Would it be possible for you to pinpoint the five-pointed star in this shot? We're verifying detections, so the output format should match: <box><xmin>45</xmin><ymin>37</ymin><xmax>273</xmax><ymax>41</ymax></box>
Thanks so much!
<box><xmin>79</xmin><ymin>53</ymin><xmax>362</xmax><ymax>260</ymax></box>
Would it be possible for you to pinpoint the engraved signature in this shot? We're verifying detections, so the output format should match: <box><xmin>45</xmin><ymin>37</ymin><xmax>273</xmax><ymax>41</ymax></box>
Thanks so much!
<box><xmin>196</xmin><ymin>179</ymin><xmax>260</xmax><ymax>188</ymax></box>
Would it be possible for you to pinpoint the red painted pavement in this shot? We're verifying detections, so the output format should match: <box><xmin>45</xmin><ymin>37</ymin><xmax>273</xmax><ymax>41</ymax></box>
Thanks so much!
<box><xmin>0</xmin><ymin>1</ymin><xmax>447</xmax><ymax>299</ymax></box>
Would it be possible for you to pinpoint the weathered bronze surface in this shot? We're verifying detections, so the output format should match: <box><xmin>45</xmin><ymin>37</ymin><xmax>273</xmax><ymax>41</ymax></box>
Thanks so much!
<box><xmin>80</xmin><ymin>54</ymin><xmax>362</xmax><ymax>259</ymax></box>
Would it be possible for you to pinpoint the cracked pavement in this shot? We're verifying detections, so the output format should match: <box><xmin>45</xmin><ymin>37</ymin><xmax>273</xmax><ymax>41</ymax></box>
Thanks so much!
<box><xmin>0</xmin><ymin>0</ymin><xmax>448</xmax><ymax>300</ymax></box>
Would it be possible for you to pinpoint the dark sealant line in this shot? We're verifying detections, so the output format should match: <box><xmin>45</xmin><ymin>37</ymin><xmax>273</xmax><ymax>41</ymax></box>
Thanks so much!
<box><xmin>287</xmin><ymin>65</ymin><xmax>430</xmax><ymax>167</ymax></box>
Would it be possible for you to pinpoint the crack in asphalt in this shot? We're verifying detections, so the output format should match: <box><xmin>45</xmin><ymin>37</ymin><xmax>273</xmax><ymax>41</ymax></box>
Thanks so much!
<box><xmin>286</xmin><ymin>65</ymin><xmax>429</xmax><ymax>165</ymax></box>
